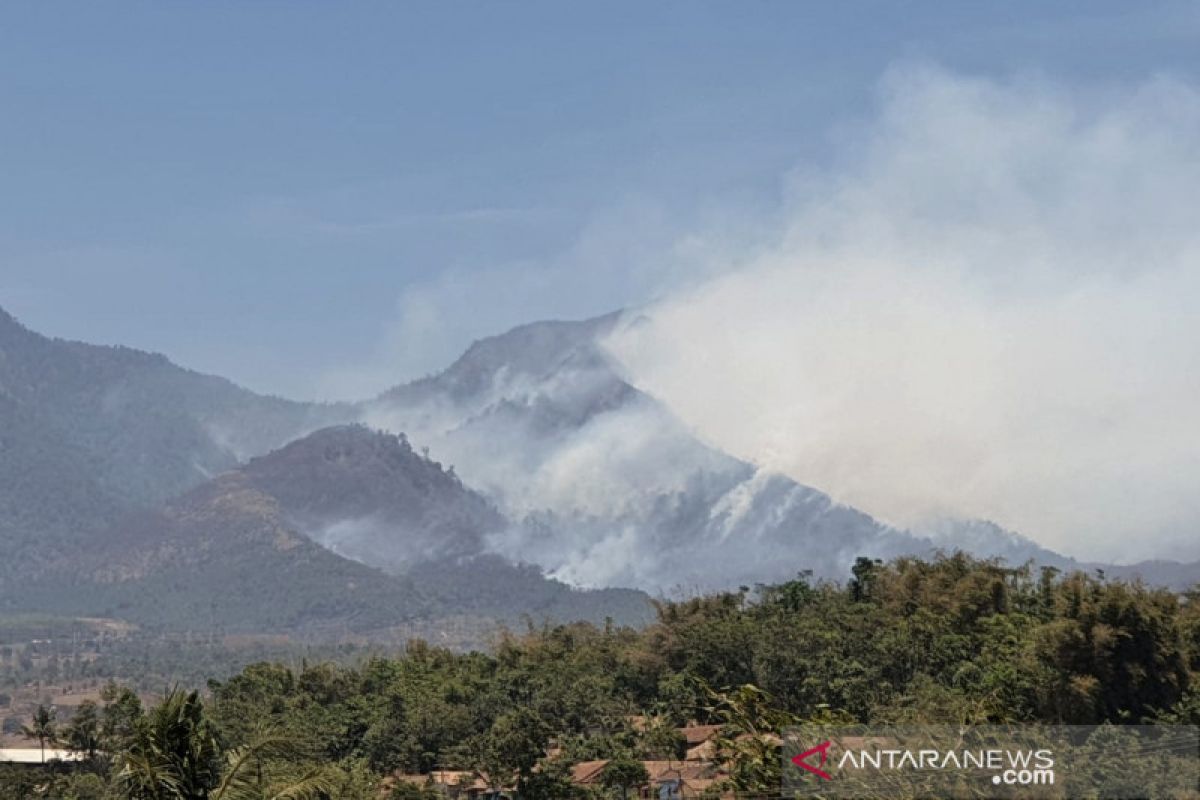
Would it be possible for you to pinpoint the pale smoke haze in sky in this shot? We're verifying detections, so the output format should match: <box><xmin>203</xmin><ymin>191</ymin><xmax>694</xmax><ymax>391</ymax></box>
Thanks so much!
<box><xmin>604</xmin><ymin>65</ymin><xmax>1200</xmax><ymax>564</ymax></box>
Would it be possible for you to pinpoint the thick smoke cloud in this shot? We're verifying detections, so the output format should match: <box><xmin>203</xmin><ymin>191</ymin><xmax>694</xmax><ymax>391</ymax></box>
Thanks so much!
<box><xmin>605</xmin><ymin>65</ymin><xmax>1200</xmax><ymax>563</ymax></box>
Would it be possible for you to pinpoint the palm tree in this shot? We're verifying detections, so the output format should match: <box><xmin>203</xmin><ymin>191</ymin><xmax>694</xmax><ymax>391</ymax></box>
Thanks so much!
<box><xmin>703</xmin><ymin>682</ymin><xmax>798</xmax><ymax>796</ymax></box>
<box><xmin>117</xmin><ymin>688</ymin><xmax>221</xmax><ymax>799</ymax></box>
<box><xmin>65</xmin><ymin>699</ymin><xmax>102</xmax><ymax>763</ymax></box>
<box><xmin>21</xmin><ymin>704</ymin><xmax>57</xmax><ymax>764</ymax></box>
<box><xmin>115</xmin><ymin>687</ymin><xmax>331</xmax><ymax>800</ymax></box>
<box><xmin>209</xmin><ymin>734</ymin><xmax>334</xmax><ymax>800</ymax></box>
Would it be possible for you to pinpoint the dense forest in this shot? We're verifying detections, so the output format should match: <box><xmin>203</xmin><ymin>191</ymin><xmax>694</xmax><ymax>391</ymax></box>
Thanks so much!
<box><xmin>4</xmin><ymin>553</ymin><xmax>1198</xmax><ymax>799</ymax></box>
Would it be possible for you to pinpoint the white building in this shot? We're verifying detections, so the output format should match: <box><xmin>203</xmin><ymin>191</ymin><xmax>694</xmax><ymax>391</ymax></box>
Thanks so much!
<box><xmin>0</xmin><ymin>747</ymin><xmax>82</xmax><ymax>764</ymax></box>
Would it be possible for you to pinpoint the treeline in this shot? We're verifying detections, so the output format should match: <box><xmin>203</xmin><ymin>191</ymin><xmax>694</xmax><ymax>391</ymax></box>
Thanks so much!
<box><xmin>5</xmin><ymin>553</ymin><xmax>1199</xmax><ymax>799</ymax></box>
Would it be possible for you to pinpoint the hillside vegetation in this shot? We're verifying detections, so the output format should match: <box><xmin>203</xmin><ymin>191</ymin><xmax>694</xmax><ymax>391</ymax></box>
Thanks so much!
<box><xmin>6</xmin><ymin>554</ymin><xmax>1198</xmax><ymax>798</ymax></box>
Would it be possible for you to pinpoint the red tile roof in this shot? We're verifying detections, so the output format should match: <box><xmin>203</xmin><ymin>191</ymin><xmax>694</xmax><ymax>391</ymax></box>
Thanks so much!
<box><xmin>678</xmin><ymin>725</ymin><xmax>722</xmax><ymax>746</ymax></box>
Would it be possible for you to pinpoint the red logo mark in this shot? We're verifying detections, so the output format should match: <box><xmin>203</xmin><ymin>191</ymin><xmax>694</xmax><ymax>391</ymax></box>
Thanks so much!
<box><xmin>791</xmin><ymin>741</ymin><xmax>833</xmax><ymax>781</ymax></box>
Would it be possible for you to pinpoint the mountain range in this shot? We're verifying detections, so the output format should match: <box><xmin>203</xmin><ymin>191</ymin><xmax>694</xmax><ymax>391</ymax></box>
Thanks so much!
<box><xmin>0</xmin><ymin>304</ymin><xmax>1194</xmax><ymax>638</ymax></box>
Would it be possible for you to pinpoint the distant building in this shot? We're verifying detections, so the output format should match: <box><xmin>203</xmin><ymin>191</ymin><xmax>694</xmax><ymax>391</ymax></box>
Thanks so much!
<box><xmin>679</xmin><ymin>724</ymin><xmax>722</xmax><ymax>763</ymax></box>
<box><xmin>0</xmin><ymin>747</ymin><xmax>82</xmax><ymax>765</ymax></box>
<box><xmin>385</xmin><ymin>723</ymin><xmax>730</xmax><ymax>800</ymax></box>
<box><xmin>570</xmin><ymin>759</ymin><xmax>718</xmax><ymax>799</ymax></box>
<box><xmin>387</xmin><ymin>769</ymin><xmax>497</xmax><ymax>799</ymax></box>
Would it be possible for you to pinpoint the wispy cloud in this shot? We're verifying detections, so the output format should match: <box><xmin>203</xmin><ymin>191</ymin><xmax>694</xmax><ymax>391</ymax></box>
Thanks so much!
<box><xmin>315</xmin><ymin>196</ymin><xmax>743</xmax><ymax>398</ymax></box>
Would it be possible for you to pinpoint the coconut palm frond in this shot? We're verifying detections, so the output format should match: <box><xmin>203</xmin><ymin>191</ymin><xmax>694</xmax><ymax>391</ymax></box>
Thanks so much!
<box><xmin>115</xmin><ymin>750</ymin><xmax>185</xmax><ymax>797</ymax></box>
<box><xmin>265</xmin><ymin>768</ymin><xmax>337</xmax><ymax>800</ymax></box>
<box><xmin>211</xmin><ymin>732</ymin><xmax>326</xmax><ymax>800</ymax></box>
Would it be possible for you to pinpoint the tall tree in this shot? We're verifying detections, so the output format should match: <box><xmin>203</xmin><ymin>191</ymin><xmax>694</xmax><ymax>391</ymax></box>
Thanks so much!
<box><xmin>116</xmin><ymin>688</ymin><xmax>222</xmax><ymax>800</ymax></box>
<box><xmin>116</xmin><ymin>688</ymin><xmax>331</xmax><ymax>800</ymax></box>
<box><xmin>65</xmin><ymin>699</ymin><xmax>102</xmax><ymax>763</ymax></box>
<box><xmin>600</xmin><ymin>755</ymin><xmax>650</xmax><ymax>800</ymax></box>
<box><xmin>477</xmin><ymin>708</ymin><xmax>550</xmax><ymax>795</ymax></box>
<box><xmin>705</xmin><ymin>683</ymin><xmax>798</xmax><ymax>795</ymax></box>
<box><xmin>21</xmin><ymin>704</ymin><xmax>57</xmax><ymax>764</ymax></box>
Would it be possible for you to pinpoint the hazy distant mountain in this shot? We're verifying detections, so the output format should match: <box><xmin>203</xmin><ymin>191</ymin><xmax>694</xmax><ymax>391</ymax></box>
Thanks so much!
<box><xmin>920</xmin><ymin>518</ymin><xmax>1074</xmax><ymax>569</ymax></box>
<box><xmin>364</xmin><ymin>313</ymin><xmax>1200</xmax><ymax>592</ymax></box>
<box><xmin>0</xmin><ymin>390</ymin><xmax>128</xmax><ymax>573</ymax></box>
<box><xmin>365</xmin><ymin>313</ymin><xmax>936</xmax><ymax>590</ymax></box>
<box><xmin>1</xmin><ymin>303</ymin><xmax>1194</xmax><ymax>637</ymax></box>
<box><xmin>7</xmin><ymin>424</ymin><xmax>651</xmax><ymax>633</ymax></box>
<box><xmin>236</xmin><ymin>425</ymin><xmax>506</xmax><ymax>571</ymax></box>
<box><xmin>0</xmin><ymin>307</ymin><xmax>649</xmax><ymax>633</ymax></box>
<box><xmin>0</xmin><ymin>306</ymin><xmax>351</xmax><ymax>579</ymax></box>
<box><xmin>922</xmin><ymin>517</ymin><xmax>1200</xmax><ymax>590</ymax></box>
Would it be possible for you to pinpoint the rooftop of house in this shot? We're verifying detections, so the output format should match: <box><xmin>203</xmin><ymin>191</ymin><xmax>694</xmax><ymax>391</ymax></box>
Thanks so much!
<box><xmin>685</xmin><ymin>740</ymin><xmax>716</xmax><ymax>761</ymax></box>
<box><xmin>570</xmin><ymin>759</ymin><xmax>715</xmax><ymax>786</ymax></box>
<box><xmin>678</xmin><ymin>725</ymin><xmax>722</xmax><ymax>746</ymax></box>
<box><xmin>393</xmin><ymin>770</ymin><xmax>490</xmax><ymax>789</ymax></box>
<box><xmin>643</xmin><ymin>761</ymin><xmax>714</xmax><ymax>783</ymax></box>
<box><xmin>570</xmin><ymin>760</ymin><xmax>609</xmax><ymax>785</ymax></box>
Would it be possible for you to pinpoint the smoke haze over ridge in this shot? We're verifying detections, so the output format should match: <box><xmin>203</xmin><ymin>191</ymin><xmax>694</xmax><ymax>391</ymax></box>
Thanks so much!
<box><xmin>603</xmin><ymin>65</ymin><xmax>1200</xmax><ymax>564</ymax></box>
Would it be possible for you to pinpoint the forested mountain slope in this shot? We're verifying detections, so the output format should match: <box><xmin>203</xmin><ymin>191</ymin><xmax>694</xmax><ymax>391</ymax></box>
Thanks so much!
<box><xmin>3</xmin><ymin>424</ymin><xmax>652</xmax><ymax>633</ymax></box>
<box><xmin>0</xmin><ymin>306</ymin><xmax>350</xmax><ymax>577</ymax></box>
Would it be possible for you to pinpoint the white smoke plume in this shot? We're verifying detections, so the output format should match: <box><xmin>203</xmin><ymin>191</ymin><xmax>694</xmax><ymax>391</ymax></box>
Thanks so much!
<box><xmin>605</xmin><ymin>64</ymin><xmax>1200</xmax><ymax>564</ymax></box>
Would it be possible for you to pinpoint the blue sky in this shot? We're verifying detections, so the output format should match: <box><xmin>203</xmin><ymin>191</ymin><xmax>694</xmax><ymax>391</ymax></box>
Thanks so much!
<box><xmin>3</xmin><ymin>2</ymin><xmax>1199</xmax><ymax>399</ymax></box>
